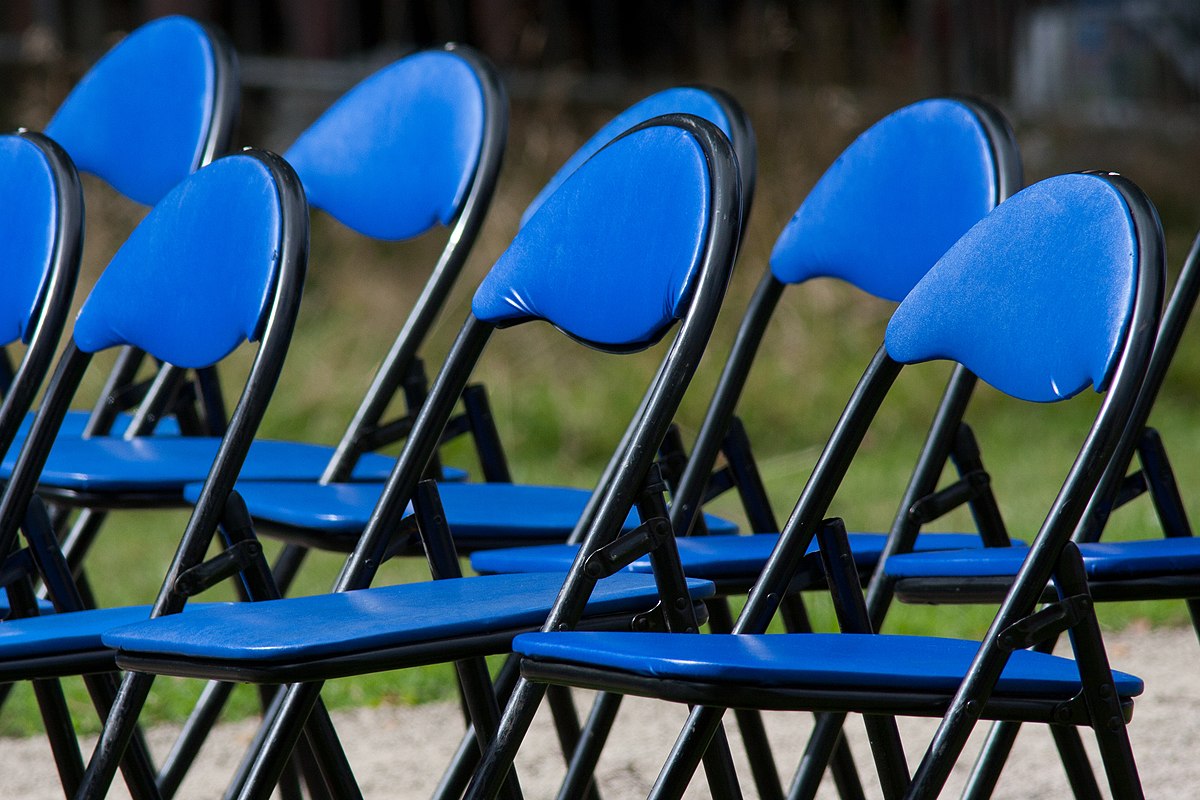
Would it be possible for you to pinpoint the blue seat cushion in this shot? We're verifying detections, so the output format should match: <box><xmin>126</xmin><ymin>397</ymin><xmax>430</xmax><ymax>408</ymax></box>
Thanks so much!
<box><xmin>17</xmin><ymin>410</ymin><xmax>181</xmax><ymax>439</ymax></box>
<box><xmin>104</xmin><ymin>573</ymin><xmax>716</xmax><ymax>662</ymax></box>
<box><xmin>0</xmin><ymin>602</ymin><xmax>210</xmax><ymax>659</ymax></box>
<box><xmin>471</xmin><ymin>531</ymin><xmax>1007</xmax><ymax>577</ymax></box>
<box><xmin>886</xmin><ymin>538</ymin><xmax>1200</xmax><ymax>582</ymax></box>
<box><xmin>191</xmin><ymin>481</ymin><xmax>737</xmax><ymax>544</ymax></box>
<box><xmin>514</xmin><ymin>631</ymin><xmax>1143</xmax><ymax>699</ymax></box>
<box><xmin>0</xmin><ymin>437</ymin><xmax>463</xmax><ymax>492</ymax></box>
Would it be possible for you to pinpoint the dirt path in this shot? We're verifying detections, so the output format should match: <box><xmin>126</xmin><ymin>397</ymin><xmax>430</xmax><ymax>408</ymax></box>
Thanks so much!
<box><xmin>4</xmin><ymin>626</ymin><xmax>1196</xmax><ymax>798</ymax></box>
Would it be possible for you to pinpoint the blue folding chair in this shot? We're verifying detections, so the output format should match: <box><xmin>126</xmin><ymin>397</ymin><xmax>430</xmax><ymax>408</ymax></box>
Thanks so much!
<box><xmin>469</xmin><ymin>171</ymin><xmax>1164</xmax><ymax>799</ymax></box>
<box><xmin>25</xmin><ymin>14</ymin><xmax>238</xmax><ymax>440</ymax></box>
<box><xmin>90</xmin><ymin>113</ymin><xmax>742</xmax><ymax>800</ymax></box>
<box><xmin>871</xmin><ymin>227</ymin><xmax>1200</xmax><ymax>796</ymax></box>
<box><xmin>464</xmin><ymin>96</ymin><xmax>1020</xmax><ymax>798</ymax></box>
<box><xmin>0</xmin><ymin>149</ymin><xmax>313</xmax><ymax>798</ymax></box>
<box><xmin>20</xmin><ymin>46</ymin><xmax>507</xmax><ymax>601</ymax></box>
<box><xmin>190</xmin><ymin>87</ymin><xmax>752</xmax><ymax>579</ymax></box>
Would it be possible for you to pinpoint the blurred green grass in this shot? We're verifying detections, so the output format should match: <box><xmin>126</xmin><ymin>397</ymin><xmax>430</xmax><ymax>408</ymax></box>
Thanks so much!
<box><xmin>3</xmin><ymin>91</ymin><xmax>1200</xmax><ymax>737</ymax></box>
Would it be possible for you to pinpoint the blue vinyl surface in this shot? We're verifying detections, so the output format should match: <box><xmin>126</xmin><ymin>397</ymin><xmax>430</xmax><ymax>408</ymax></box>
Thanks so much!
<box><xmin>769</xmin><ymin>98</ymin><xmax>998</xmax><ymax>301</ymax></box>
<box><xmin>520</xmin><ymin>87</ymin><xmax>732</xmax><ymax>227</ymax></box>
<box><xmin>16</xmin><ymin>411</ymin><xmax>181</xmax><ymax>439</ymax></box>
<box><xmin>0</xmin><ymin>135</ymin><xmax>60</xmax><ymax>347</ymax></box>
<box><xmin>0</xmin><ymin>438</ymin><xmax>402</xmax><ymax>491</ymax></box>
<box><xmin>886</xmin><ymin>537</ymin><xmax>1200</xmax><ymax>581</ymax></box>
<box><xmin>885</xmin><ymin>174</ymin><xmax>1137</xmax><ymax>402</ymax></box>
<box><xmin>0</xmin><ymin>602</ymin><xmax>210</xmax><ymax>659</ymax></box>
<box><xmin>189</xmin><ymin>480</ymin><xmax>735</xmax><ymax>541</ymax></box>
<box><xmin>514</xmin><ymin>631</ymin><xmax>1143</xmax><ymax>698</ymax></box>
<box><xmin>45</xmin><ymin>16</ymin><xmax>217</xmax><ymax>206</ymax></box>
<box><xmin>104</xmin><ymin>572</ymin><xmax>716</xmax><ymax>662</ymax></box>
<box><xmin>285</xmin><ymin>49</ymin><xmax>485</xmax><ymax>240</ymax></box>
<box><xmin>471</xmin><ymin>532</ymin><xmax>1014</xmax><ymax>577</ymax></box>
<box><xmin>473</xmin><ymin>124</ymin><xmax>711</xmax><ymax>350</ymax></box>
<box><xmin>72</xmin><ymin>154</ymin><xmax>282</xmax><ymax>368</ymax></box>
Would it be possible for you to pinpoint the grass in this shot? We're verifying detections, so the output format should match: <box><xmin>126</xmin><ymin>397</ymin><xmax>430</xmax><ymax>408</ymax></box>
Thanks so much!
<box><xmin>3</xmin><ymin>90</ymin><xmax>1200</xmax><ymax>739</ymax></box>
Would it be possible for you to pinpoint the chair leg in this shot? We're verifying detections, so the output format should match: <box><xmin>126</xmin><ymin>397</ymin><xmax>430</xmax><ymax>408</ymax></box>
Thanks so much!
<box><xmin>707</xmin><ymin>597</ymin><xmax>784</xmax><ymax>800</ymax></box>
<box><xmin>545</xmin><ymin>685</ymin><xmax>601</xmax><ymax>800</ymax></box>
<box><xmin>556</xmin><ymin>692</ymin><xmax>621</xmax><ymax>800</ymax></box>
<box><xmin>76</xmin><ymin>671</ymin><xmax>161</xmax><ymax>800</ymax></box>
<box><xmin>156</xmin><ymin>680</ymin><xmax>236</xmax><ymax>799</ymax></box>
<box><xmin>787</xmin><ymin>716</ymin><xmax>866</xmax><ymax>800</ymax></box>
<box><xmin>1048</xmin><ymin>725</ymin><xmax>1103</xmax><ymax>800</ymax></box>
<box><xmin>645</xmin><ymin>705</ymin><xmax>728</xmax><ymax>800</ymax></box>
<box><xmin>465</xmin><ymin>677</ymin><xmax>549</xmax><ymax>800</ymax></box>
<box><xmin>32</xmin><ymin>677</ymin><xmax>85</xmax><ymax>796</ymax></box>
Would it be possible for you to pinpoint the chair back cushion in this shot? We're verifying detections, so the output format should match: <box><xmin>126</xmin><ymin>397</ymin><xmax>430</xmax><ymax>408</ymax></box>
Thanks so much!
<box><xmin>0</xmin><ymin>136</ymin><xmax>65</xmax><ymax>346</ymax></box>
<box><xmin>284</xmin><ymin>49</ymin><xmax>485</xmax><ymax>241</ymax></box>
<box><xmin>472</xmin><ymin>121</ymin><xmax>711</xmax><ymax>350</ymax></box>
<box><xmin>886</xmin><ymin>173</ymin><xmax>1138</xmax><ymax>402</ymax></box>
<box><xmin>73</xmin><ymin>154</ymin><xmax>283</xmax><ymax>368</ymax></box>
<box><xmin>45</xmin><ymin>16</ymin><xmax>219</xmax><ymax>206</ymax></box>
<box><xmin>521</xmin><ymin>87</ymin><xmax>736</xmax><ymax>227</ymax></box>
<box><xmin>770</xmin><ymin>98</ymin><xmax>1001</xmax><ymax>301</ymax></box>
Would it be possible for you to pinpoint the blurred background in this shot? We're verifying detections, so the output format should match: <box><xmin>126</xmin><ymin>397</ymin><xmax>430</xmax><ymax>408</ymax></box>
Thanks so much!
<box><xmin>0</xmin><ymin>0</ymin><xmax>1199</xmax><ymax>731</ymax></box>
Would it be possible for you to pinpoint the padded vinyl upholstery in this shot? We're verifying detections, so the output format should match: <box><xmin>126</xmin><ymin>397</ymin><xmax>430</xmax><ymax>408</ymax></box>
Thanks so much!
<box><xmin>520</xmin><ymin>87</ymin><xmax>732</xmax><ymax>227</ymax></box>
<box><xmin>285</xmin><ymin>49</ymin><xmax>485</xmax><ymax>240</ymax></box>
<box><xmin>886</xmin><ymin>173</ymin><xmax>1137</xmax><ymax>402</ymax></box>
<box><xmin>886</xmin><ymin>537</ymin><xmax>1200</xmax><ymax>581</ymax></box>
<box><xmin>184</xmin><ymin>480</ymin><xmax>735</xmax><ymax>541</ymax></box>
<box><xmin>72</xmin><ymin>154</ymin><xmax>282</xmax><ymax>368</ymax></box>
<box><xmin>514</xmin><ymin>631</ymin><xmax>1143</xmax><ymax>698</ymax></box>
<box><xmin>470</xmin><ymin>531</ymin><xmax>1016</xmax><ymax>577</ymax></box>
<box><xmin>770</xmin><ymin>98</ymin><xmax>999</xmax><ymax>301</ymax></box>
<box><xmin>103</xmin><ymin>572</ymin><xmax>716</xmax><ymax>662</ymax></box>
<box><xmin>472</xmin><ymin>124</ymin><xmax>711</xmax><ymax>350</ymax></box>
<box><xmin>45</xmin><ymin>16</ymin><xmax>217</xmax><ymax>206</ymax></box>
<box><xmin>0</xmin><ymin>135</ymin><xmax>61</xmax><ymax>345</ymax></box>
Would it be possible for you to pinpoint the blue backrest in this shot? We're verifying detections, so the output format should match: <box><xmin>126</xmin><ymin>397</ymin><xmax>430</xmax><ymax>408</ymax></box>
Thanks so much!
<box><xmin>284</xmin><ymin>48</ymin><xmax>486</xmax><ymax>241</ymax></box>
<box><xmin>72</xmin><ymin>154</ymin><xmax>284</xmax><ymax>368</ymax></box>
<box><xmin>521</xmin><ymin>87</ymin><xmax>743</xmax><ymax>227</ymax></box>
<box><xmin>770</xmin><ymin>97</ymin><xmax>1005</xmax><ymax>302</ymax></box>
<box><xmin>886</xmin><ymin>173</ymin><xmax>1139</xmax><ymax>403</ymax></box>
<box><xmin>473</xmin><ymin>121</ymin><xmax>712</xmax><ymax>350</ymax></box>
<box><xmin>45</xmin><ymin>16</ymin><xmax>226</xmax><ymax>206</ymax></box>
<box><xmin>0</xmin><ymin>136</ymin><xmax>67</xmax><ymax>346</ymax></box>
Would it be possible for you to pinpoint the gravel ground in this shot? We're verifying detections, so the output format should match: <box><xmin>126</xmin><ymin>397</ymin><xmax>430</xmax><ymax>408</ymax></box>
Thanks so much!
<box><xmin>5</xmin><ymin>626</ymin><xmax>1197</xmax><ymax>799</ymax></box>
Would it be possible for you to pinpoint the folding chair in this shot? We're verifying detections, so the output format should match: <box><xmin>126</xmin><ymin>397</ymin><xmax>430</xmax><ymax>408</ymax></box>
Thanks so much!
<box><xmin>17</xmin><ymin>45</ymin><xmax>508</xmax><ymax>601</ymax></box>
<box><xmin>471</xmin><ymin>170</ymin><xmax>1164</xmax><ymax>799</ymax></box>
<box><xmin>0</xmin><ymin>131</ymin><xmax>85</xmax><ymax>617</ymax></box>
<box><xmin>466</xmin><ymin>97</ymin><xmax>1021</xmax><ymax>798</ymax></box>
<box><xmin>92</xmin><ymin>113</ymin><xmax>741</xmax><ymax>800</ymax></box>
<box><xmin>0</xmin><ymin>148</ymin><xmax>311</xmax><ymax>799</ymax></box>
<box><xmin>871</xmin><ymin>229</ymin><xmax>1200</xmax><ymax>797</ymax></box>
<box><xmin>28</xmin><ymin>13</ymin><xmax>238</xmax><ymax>440</ymax></box>
<box><xmin>207</xmin><ymin>85</ymin><xmax>754</xmax><ymax>567</ymax></box>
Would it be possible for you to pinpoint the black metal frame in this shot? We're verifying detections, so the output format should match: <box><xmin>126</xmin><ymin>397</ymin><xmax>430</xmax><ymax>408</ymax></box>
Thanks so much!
<box><xmin>471</xmin><ymin>172</ymin><xmax>1163</xmax><ymax>800</ymax></box>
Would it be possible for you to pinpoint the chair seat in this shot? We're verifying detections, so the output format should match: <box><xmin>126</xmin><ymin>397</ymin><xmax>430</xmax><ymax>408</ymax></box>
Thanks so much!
<box><xmin>103</xmin><ymin>573</ymin><xmax>716</xmax><ymax>663</ymax></box>
<box><xmin>0</xmin><ymin>596</ymin><xmax>56</xmax><ymax>620</ymax></box>
<box><xmin>513</xmin><ymin>631</ymin><xmax>1144</xmax><ymax>699</ymax></box>
<box><xmin>886</xmin><ymin>538</ymin><xmax>1200</xmax><ymax>581</ymax></box>
<box><xmin>0</xmin><ymin>603</ymin><xmax>210</xmax><ymax>660</ymax></box>
<box><xmin>187</xmin><ymin>481</ymin><xmax>738</xmax><ymax>547</ymax></box>
<box><xmin>471</xmin><ymin>531</ymin><xmax>1003</xmax><ymax>577</ymax></box>
<box><xmin>18</xmin><ymin>410</ymin><xmax>182</xmax><ymax>438</ymax></box>
<box><xmin>0</xmin><ymin>437</ymin><xmax>463</xmax><ymax>492</ymax></box>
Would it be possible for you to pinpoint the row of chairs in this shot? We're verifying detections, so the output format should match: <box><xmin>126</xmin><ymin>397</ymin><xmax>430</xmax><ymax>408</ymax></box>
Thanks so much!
<box><xmin>0</xmin><ymin>13</ymin><xmax>1194</xmax><ymax>800</ymax></box>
